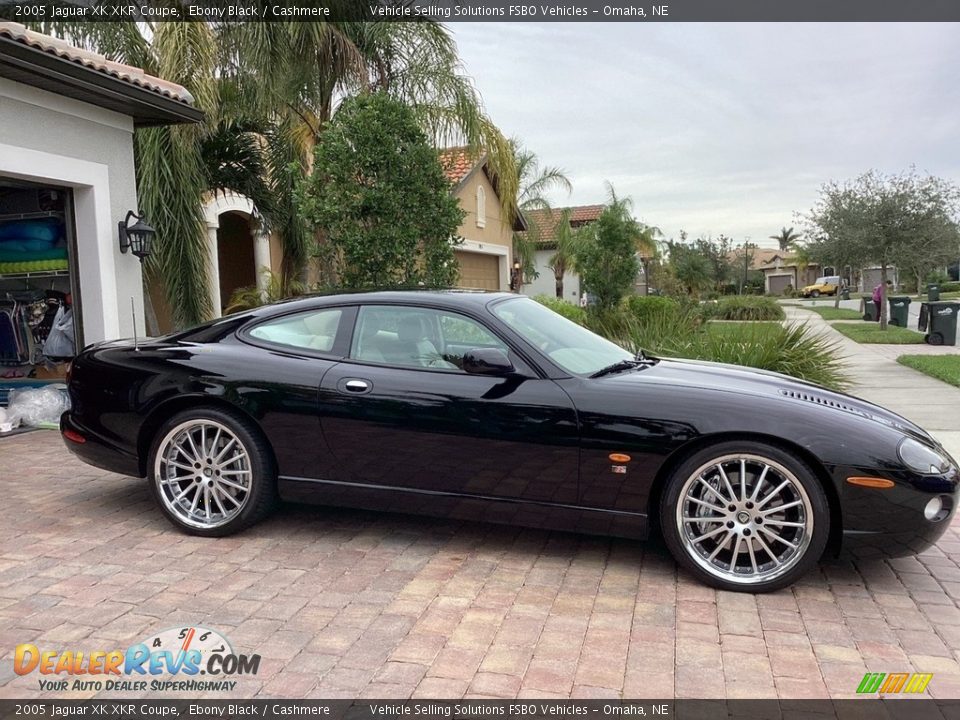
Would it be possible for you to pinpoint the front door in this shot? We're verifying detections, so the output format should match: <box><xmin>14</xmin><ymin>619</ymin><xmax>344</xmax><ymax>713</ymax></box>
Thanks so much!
<box><xmin>318</xmin><ymin>304</ymin><xmax>580</xmax><ymax>505</ymax></box>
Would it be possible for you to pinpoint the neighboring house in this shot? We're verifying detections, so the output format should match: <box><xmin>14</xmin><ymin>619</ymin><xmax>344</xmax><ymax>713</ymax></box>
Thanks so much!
<box><xmin>520</xmin><ymin>204</ymin><xmax>605</xmax><ymax>301</ymax></box>
<box><xmin>438</xmin><ymin>147</ymin><xmax>524</xmax><ymax>291</ymax></box>
<box><xmin>0</xmin><ymin>22</ymin><xmax>201</xmax><ymax>383</ymax></box>
<box><xmin>759</xmin><ymin>255</ymin><xmax>824</xmax><ymax>295</ymax></box>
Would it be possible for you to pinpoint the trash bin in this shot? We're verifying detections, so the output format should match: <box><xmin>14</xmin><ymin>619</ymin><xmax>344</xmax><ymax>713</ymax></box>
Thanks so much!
<box><xmin>919</xmin><ymin>301</ymin><xmax>959</xmax><ymax>346</ymax></box>
<box><xmin>888</xmin><ymin>296</ymin><xmax>911</xmax><ymax>327</ymax></box>
<box><xmin>861</xmin><ymin>297</ymin><xmax>878</xmax><ymax>321</ymax></box>
<box><xmin>928</xmin><ymin>284</ymin><xmax>941</xmax><ymax>302</ymax></box>
<box><xmin>841</xmin><ymin>288</ymin><xmax>851</xmax><ymax>300</ymax></box>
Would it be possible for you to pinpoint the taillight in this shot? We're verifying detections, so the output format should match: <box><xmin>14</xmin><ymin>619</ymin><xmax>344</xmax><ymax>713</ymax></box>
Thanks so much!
<box><xmin>63</xmin><ymin>429</ymin><xmax>85</xmax><ymax>444</ymax></box>
<box><xmin>65</xmin><ymin>361</ymin><xmax>73</xmax><ymax>385</ymax></box>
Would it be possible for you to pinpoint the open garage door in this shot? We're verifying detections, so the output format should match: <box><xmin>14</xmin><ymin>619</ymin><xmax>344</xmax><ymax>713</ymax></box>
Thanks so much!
<box><xmin>455</xmin><ymin>250</ymin><xmax>501</xmax><ymax>291</ymax></box>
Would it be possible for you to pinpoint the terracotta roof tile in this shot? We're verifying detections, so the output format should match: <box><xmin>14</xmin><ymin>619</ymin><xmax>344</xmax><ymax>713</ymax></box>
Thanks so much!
<box><xmin>0</xmin><ymin>22</ymin><xmax>195</xmax><ymax>106</ymax></box>
<box><xmin>438</xmin><ymin>146</ymin><xmax>482</xmax><ymax>184</ymax></box>
<box><xmin>522</xmin><ymin>204</ymin><xmax>605</xmax><ymax>242</ymax></box>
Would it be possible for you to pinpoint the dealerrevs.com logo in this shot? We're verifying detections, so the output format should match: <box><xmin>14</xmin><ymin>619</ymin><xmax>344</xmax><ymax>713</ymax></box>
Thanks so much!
<box><xmin>14</xmin><ymin>626</ymin><xmax>260</xmax><ymax>693</ymax></box>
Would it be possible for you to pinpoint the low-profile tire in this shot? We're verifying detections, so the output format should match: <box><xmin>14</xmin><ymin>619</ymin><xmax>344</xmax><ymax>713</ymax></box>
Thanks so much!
<box><xmin>660</xmin><ymin>441</ymin><xmax>829</xmax><ymax>593</ymax></box>
<box><xmin>148</xmin><ymin>407</ymin><xmax>277</xmax><ymax>537</ymax></box>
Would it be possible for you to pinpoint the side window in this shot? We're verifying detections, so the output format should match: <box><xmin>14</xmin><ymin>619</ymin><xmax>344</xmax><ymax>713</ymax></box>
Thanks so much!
<box><xmin>351</xmin><ymin>306</ymin><xmax>507</xmax><ymax>371</ymax></box>
<box><xmin>476</xmin><ymin>185</ymin><xmax>486</xmax><ymax>228</ymax></box>
<box><xmin>248</xmin><ymin>308</ymin><xmax>342</xmax><ymax>353</ymax></box>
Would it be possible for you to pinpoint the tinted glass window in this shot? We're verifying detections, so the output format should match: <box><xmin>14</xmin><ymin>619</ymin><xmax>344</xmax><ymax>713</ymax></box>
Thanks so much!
<box><xmin>493</xmin><ymin>297</ymin><xmax>631</xmax><ymax>375</ymax></box>
<box><xmin>351</xmin><ymin>306</ymin><xmax>507</xmax><ymax>371</ymax></box>
<box><xmin>248</xmin><ymin>308</ymin><xmax>343</xmax><ymax>352</ymax></box>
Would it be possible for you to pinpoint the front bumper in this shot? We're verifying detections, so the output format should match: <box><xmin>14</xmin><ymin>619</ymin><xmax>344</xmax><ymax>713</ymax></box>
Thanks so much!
<box><xmin>60</xmin><ymin>412</ymin><xmax>141</xmax><ymax>477</ymax></box>
<box><xmin>837</xmin><ymin>464</ymin><xmax>959</xmax><ymax>559</ymax></box>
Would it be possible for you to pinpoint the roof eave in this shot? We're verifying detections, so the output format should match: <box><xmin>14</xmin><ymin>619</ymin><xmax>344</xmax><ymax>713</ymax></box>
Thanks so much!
<box><xmin>0</xmin><ymin>37</ymin><xmax>203</xmax><ymax>126</ymax></box>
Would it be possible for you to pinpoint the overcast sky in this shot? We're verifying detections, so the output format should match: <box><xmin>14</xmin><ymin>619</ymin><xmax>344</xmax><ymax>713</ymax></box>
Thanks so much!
<box><xmin>451</xmin><ymin>23</ymin><xmax>960</xmax><ymax>248</ymax></box>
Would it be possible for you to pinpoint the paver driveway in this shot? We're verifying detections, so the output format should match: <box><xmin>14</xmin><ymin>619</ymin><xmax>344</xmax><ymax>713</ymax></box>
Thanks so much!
<box><xmin>2</xmin><ymin>430</ymin><xmax>960</xmax><ymax>702</ymax></box>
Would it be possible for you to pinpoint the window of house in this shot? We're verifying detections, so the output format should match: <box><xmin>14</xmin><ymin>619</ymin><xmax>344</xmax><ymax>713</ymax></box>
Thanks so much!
<box><xmin>476</xmin><ymin>185</ymin><xmax>486</xmax><ymax>228</ymax></box>
<box><xmin>248</xmin><ymin>308</ymin><xmax>343</xmax><ymax>352</ymax></box>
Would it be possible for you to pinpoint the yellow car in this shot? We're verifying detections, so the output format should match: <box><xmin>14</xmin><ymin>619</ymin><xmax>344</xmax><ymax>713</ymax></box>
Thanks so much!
<box><xmin>801</xmin><ymin>275</ymin><xmax>841</xmax><ymax>298</ymax></box>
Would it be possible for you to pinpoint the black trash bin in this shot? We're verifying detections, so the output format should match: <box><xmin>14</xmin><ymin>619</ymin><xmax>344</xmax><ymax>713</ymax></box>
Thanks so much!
<box><xmin>861</xmin><ymin>297</ymin><xmax>878</xmax><ymax>321</ymax></box>
<box><xmin>841</xmin><ymin>288</ymin><xmax>851</xmax><ymax>300</ymax></box>
<box><xmin>919</xmin><ymin>301</ymin><xmax>959</xmax><ymax>346</ymax></box>
<box><xmin>888</xmin><ymin>296</ymin><xmax>911</xmax><ymax>327</ymax></box>
<box><xmin>928</xmin><ymin>284</ymin><xmax>941</xmax><ymax>302</ymax></box>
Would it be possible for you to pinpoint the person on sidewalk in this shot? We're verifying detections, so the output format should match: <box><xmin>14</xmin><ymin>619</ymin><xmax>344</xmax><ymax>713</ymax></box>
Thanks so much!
<box><xmin>872</xmin><ymin>280</ymin><xmax>893</xmax><ymax>322</ymax></box>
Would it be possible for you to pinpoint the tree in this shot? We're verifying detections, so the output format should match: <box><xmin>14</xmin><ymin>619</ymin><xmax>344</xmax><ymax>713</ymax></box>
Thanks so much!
<box><xmin>665</xmin><ymin>240</ymin><xmax>713</xmax><ymax>297</ymax></box>
<box><xmin>770</xmin><ymin>226</ymin><xmax>801</xmax><ymax>252</ymax></box>
<box><xmin>27</xmin><ymin>19</ymin><xmax>511</xmax><ymax>326</ymax></box>
<box><xmin>547</xmin><ymin>209</ymin><xmax>584</xmax><ymax>299</ymax></box>
<box><xmin>511</xmin><ymin>144</ymin><xmax>572</xmax><ymax>287</ymax></box>
<box><xmin>297</xmin><ymin>94</ymin><xmax>465</xmax><ymax>289</ymax></box>
<box><xmin>804</xmin><ymin>169</ymin><xmax>960</xmax><ymax>328</ymax></box>
<box><xmin>577</xmin><ymin>186</ymin><xmax>641</xmax><ymax>310</ymax></box>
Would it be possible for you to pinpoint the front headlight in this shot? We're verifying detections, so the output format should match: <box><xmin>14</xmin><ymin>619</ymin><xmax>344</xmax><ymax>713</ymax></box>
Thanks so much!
<box><xmin>898</xmin><ymin>438</ymin><xmax>952</xmax><ymax>475</ymax></box>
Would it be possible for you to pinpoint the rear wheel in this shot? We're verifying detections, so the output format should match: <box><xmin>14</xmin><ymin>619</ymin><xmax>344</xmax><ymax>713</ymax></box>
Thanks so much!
<box><xmin>661</xmin><ymin>441</ymin><xmax>829</xmax><ymax>592</ymax></box>
<box><xmin>927</xmin><ymin>332</ymin><xmax>944</xmax><ymax>346</ymax></box>
<box><xmin>148</xmin><ymin>407</ymin><xmax>276</xmax><ymax>536</ymax></box>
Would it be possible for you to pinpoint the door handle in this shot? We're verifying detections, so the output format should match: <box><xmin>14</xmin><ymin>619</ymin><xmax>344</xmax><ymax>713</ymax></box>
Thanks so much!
<box><xmin>343</xmin><ymin>379</ymin><xmax>371</xmax><ymax>394</ymax></box>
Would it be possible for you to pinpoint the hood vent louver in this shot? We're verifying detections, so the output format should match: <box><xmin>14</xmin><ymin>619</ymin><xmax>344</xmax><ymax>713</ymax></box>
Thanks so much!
<box><xmin>778</xmin><ymin>389</ymin><xmax>862</xmax><ymax>415</ymax></box>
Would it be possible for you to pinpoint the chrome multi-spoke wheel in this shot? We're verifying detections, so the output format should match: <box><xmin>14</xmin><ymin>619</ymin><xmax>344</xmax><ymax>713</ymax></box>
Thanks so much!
<box><xmin>149</xmin><ymin>409</ymin><xmax>276</xmax><ymax>535</ymax></box>
<box><xmin>154</xmin><ymin>419</ymin><xmax>252</xmax><ymax>530</ymax></box>
<box><xmin>662</xmin><ymin>442</ymin><xmax>828</xmax><ymax>592</ymax></box>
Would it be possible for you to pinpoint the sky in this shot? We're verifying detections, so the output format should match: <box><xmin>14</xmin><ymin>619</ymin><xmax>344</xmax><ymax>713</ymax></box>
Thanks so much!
<box><xmin>451</xmin><ymin>23</ymin><xmax>960</xmax><ymax>249</ymax></box>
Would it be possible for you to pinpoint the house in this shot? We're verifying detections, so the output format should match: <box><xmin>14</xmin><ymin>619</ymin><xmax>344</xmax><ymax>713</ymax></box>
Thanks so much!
<box><xmin>520</xmin><ymin>204</ymin><xmax>605</xmax><ymax>301</ymax></box>
<box><xmin>759</xmin><ymin>255</ymin><xmax>824</xmax><ymax>295</ymax></box>
<box><xmin>439</xmin><ymin>147</ymin><xmax>524</xmax><ymax>291</ymax></box>
<box><xmin>0</xmin><ymin>22</ymin><xmax>201</xmax><ymax>383</ymax></box>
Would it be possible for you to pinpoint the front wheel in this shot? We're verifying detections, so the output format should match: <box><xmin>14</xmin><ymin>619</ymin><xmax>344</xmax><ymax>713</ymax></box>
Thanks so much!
<box><xmin>810</xmin><ymin>290</ymin><xmax>821</xmax><ymax>298</ymax></box>
<box><xmin>661</xmin><ymin>441</ymin><xmax>829</xmax><ymax>592</ymax></box>
<box><xmin>148</xmin><ymin>407</ymin><xmax>277</xmax><ymax>536</ymax></box>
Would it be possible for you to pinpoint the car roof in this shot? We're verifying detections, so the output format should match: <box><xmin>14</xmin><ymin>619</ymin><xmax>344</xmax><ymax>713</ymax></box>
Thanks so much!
<box><xmin>256</xmin><ymin>289</ymin><xmax>517</xmax><ymax>315</ymax></box>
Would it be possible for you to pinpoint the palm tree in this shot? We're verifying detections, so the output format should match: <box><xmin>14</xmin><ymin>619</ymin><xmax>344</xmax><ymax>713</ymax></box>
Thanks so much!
<box><xmin>770</xmin><ymin>226</ymin><xmax>801</xmax><ymax>252</ymax></box>
<box><xmin>549</xmin><ymin>209</ymin><xmax>584</xmax><ymax>299</ymax></box>
<box><xmin>25</xmin><ymin>20</ymin><xmax>512</xmax><ymax>327</ymax></box>
<box><xmin>510</xmin><ymin>145</ymin><xmax>573</xmax><ymax>288</ymax></box>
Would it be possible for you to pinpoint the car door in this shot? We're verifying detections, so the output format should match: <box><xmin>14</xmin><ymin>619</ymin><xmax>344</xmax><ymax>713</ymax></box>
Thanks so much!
<box><xmin>317</xmin><ymin>304</ymin><xmax>580</xmax><ymax>505</ymax></box>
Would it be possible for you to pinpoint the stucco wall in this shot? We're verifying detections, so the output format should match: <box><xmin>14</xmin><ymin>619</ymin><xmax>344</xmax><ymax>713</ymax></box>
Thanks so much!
<box><xmin>453</xmin><ymin>169</ymin><xmax>512</xmax><ymax>252</ymax></box>
<box><xmin>0</xmin><ymin>78</ymin><xmax>142</xmax><ymax>343</ymax></box>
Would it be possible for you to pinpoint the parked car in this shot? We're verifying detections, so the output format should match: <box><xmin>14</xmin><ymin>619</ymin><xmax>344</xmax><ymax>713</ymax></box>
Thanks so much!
<box><xmin>62</xmin><ymin>291</ymin><xmax>958</xmax><ymax>592</ymax></box>
<box><xmin>800</xmin><ymin>275</ymin><xmax>842</xmax><ymax>298</ymax></box>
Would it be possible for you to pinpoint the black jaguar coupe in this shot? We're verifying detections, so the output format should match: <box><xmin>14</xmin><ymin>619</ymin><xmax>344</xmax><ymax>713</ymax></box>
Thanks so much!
<box><xmin>62</xmin><ymin>291</ymin><xmax>959</xmax><ymax>592</ymax></box>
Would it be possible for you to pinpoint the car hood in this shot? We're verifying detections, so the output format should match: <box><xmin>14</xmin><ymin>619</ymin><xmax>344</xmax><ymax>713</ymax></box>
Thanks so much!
<box><xmin>605</xmin><ymin>357</ymin><xmax>935</xmax><ymax>443</ymax></box>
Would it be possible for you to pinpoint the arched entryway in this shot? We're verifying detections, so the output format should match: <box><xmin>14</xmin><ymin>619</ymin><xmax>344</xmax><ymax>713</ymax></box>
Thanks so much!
<box><xmin>216</xmin><ymin>211</ymin><xmax>256</xmax><ymax>311</ymax></box>
<box><xmin>202</xmin><ymin>191</ymin><xmax>270</xmax><ymax>317</ymax></box>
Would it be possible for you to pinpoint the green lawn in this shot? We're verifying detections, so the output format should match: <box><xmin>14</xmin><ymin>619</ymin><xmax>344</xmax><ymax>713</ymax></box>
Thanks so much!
<box><xmin>897</xmin><ymin>355</ymin><xmax>960</xmax><ymax>388</ymax></box>
<box><xmin>806</xmin><ymin>306</ymin><xmax>863</xmax><ymax>321</ymax></box>
<box><xmin>832</xmin><ymin>323</ymin><xmax>925</xmax><ymax>344</ymax></box>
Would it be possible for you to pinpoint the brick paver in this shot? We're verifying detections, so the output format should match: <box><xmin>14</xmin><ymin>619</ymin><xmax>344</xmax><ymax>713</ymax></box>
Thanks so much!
<box><xmin>1</xmin><ymin>430</ymin><xmax>959</xmax><ymax>700</ymax></box>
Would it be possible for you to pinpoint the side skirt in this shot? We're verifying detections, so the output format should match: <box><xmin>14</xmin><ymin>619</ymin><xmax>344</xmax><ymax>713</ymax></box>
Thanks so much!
<box><xmin>278</xmin><ymin>476</ymin><xmax>649</xmax><ymax>540</ymax></box>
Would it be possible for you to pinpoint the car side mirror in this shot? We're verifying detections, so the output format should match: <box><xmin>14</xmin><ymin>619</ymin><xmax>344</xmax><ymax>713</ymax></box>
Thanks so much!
<box><xmin>463</xmin><ymin>348</ymin><xmax>514</xmax><ymax>376</ymax></box>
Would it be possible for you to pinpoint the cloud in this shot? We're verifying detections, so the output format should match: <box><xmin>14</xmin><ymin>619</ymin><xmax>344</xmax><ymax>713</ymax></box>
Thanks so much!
<box><xmin>452</xmin><ymin>22</ymin><xmax>960</xmax><ymax>247</ymax></box>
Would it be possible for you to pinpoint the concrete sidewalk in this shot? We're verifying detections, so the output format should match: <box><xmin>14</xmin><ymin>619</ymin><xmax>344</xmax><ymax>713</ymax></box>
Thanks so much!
<box><xmin>784</xmin><ymin>305</ymin><xmax>960</xmax><ymax>461</ymax></box>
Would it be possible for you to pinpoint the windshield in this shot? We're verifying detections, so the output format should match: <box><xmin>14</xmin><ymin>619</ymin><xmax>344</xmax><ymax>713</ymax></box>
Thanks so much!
<box><xmin>492</xmin><ymin>297</ymin><xmax>633</xmax><ymax>375</ymax></box>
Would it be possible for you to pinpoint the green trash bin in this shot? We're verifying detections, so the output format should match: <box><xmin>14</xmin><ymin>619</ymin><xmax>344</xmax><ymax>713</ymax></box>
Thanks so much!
<box><xmin>919</xmin><ymin>301</ymin><xmax>959</xmax><ymax>346</ymax></box>
<box><xmin>841</xmin><ymin>287</ymin><xmax>850</xmax><ymax>300</ymax></box>
<box><xmin>928</xmin><ymin>284</ymin><xmax>941</xmax><ymax>302</ymax></box>
<box><xmin>888</xmin><ymin>296</ymin><xmax>911</xmax><ymax>327</ymax></box>
<box><xmin>861</xmin><ymin>297</ymin><xmax>878</xmax><ymax>321</ymax></box>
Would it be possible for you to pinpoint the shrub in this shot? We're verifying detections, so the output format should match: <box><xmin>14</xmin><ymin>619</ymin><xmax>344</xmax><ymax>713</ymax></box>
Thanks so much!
<box><xmin>533</xmin><ymin>295</ymin><xmax>587</xmax><ymax>325</ymax></box>
<box><xmin>713</xmin><ymin>295</ymin><xmax>785</xmax><ymax>321</ymax></box>
<box><xmin>940</xmin><ymin>281</ymin><xmax>960</xmax><ymax>293</ymax></box>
